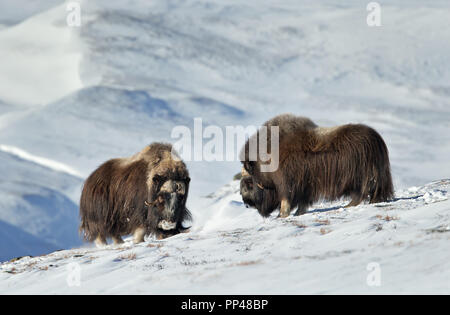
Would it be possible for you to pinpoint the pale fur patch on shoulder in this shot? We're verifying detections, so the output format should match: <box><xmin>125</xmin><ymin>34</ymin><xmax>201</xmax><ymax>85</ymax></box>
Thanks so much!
<box><xmin>315</xmin><ymin>126</ymin><xmax>340</xmax><ymax>136</ymax></box>
<box><xmin>116</xmin><ymin>146</ymin><xmax>153</xmax><ymax>167</ymax></box>
<box><xmin>132</xmin><ymin>145</ymin><xmax>153</xmax><ymax>161</ymax></box>
<box><xmin>116</xmin><ymin>157</ymin><xmax>133</xmax><ymax>167</ymax></box>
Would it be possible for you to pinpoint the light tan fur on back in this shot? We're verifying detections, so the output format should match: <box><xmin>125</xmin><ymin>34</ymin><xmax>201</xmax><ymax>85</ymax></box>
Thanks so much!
<box><xmin>315</xmin><ymin>126</ymin><xmax>340</xmax><ymax>136</ymax></box>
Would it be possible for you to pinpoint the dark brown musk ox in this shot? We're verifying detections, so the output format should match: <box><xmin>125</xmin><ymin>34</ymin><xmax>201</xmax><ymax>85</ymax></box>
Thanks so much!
<box><xmin>79</xmin><ymin>143</ymin><xmax>191</xmax><ymax>245</ymax></box>
<box><xmin>240</xmin><ymin>114</ymin><xmax>394</xmax><ymax>218</ymax></box>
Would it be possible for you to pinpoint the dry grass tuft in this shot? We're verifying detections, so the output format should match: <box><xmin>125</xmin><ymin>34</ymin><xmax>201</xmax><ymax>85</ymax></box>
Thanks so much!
<box><xmin>320</xmin><ymin>228</ymin><xmax>332</xmax><ymax>235</ymax></box>
<box><xmin>293</xmin><ymin>222</ymin><xmax>307</xmax><ymax>228</ymax></box>
<box><xmin>230</xmin><ymin>260</ymin><xmax>262</xmax><ymax>267</ymax></box>
<box><xmin>315</xmin><ymin>218</ymin><xmax>331</xmax><ymax>225</ymax></box>
<box><xmin>4</xmin><ymin>267</ymin><xmax>18</xmax><ymax>274</ymax></box>
<box><xmin>117</xmin><ymin>252</ymin><xmax>137</xmax><ymax>261</ymax></box>
<box><xmin>147</xmin><ymin>243</ymin><xmax>163</xmax><ymax>249</ymax></box>
<box><xmin>376</xmin><ymin>215</ymin><xmax>399</xmax><ymax>221</ymax></box>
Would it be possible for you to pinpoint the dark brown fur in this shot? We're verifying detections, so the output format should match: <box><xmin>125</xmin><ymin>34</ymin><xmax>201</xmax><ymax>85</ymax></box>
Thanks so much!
<box><xmin>79</xmin><ymin>143</ymin><xmax>191</xmax><ymax>243</ymax></box>
<box><xmin>240</xmin><ymin>171</ymin><xmax>279</xmax><ymax>217</ymax></box>
<box><xmin>240</xmin><ymin>114</ymin><xmax>394</xmax><ymax>217</ymax></box>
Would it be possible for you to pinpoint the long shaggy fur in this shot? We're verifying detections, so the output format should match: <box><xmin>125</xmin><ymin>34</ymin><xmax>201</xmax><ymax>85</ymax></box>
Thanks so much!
<box><xmin>240</xmin><ymin>114</ymin><xmax>394</xmax><ymax>217</ymax></box>
<box><xmin>79</xmin><ymin>143</ymin><xmax>191</xmax><ymax>242</ymax></box>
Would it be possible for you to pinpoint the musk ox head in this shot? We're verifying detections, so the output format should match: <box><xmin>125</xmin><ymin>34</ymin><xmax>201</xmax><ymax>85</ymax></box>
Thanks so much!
<box><xmin>239</xmin><ymin>168</ymin><xmax>279</xmax><ymax>217</ymax></box>
<box><xmin>147</xmin><ymin>176</ymin><xmax>190</xmax><ymax>235</ymax></box>
<box><xmin>144</xmin><ymin>145</ymin><xmax>191</xmax><ymax>239</ymax></box>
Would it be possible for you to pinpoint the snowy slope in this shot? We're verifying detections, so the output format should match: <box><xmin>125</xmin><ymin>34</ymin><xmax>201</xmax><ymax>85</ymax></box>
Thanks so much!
<box><xmin>0</xmin><ymin>220</ymin><xmax>58</xmax><ymax>263</ymax></box>
<box><xmin>0</xmin><ymin>149</ymin><xmax>83</xmax><ymax>258</ymax></box>
<box><xmin>0</xmin><ymin>4</ymin><xmax>83</xmax><ymax>105</ymax></box>
<box><xmin>0</xmin><ymin>0</ymin><xmax>61</xmax><ymax>26</ymax></box>
<box><xmin>1</xmin><ymin>180</ymin><xmax>449</xmax><ymax>294</ymax></box>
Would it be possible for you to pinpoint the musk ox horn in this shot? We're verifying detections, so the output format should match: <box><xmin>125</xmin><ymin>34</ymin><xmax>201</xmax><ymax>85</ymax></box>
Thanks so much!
<box><xmin>241</xmin><ymin>167</ymin><xmax>250</xmax><ymax>177</ymax></box>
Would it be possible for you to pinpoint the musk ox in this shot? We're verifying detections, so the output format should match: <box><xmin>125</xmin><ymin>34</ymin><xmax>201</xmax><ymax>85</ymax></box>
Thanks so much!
<box><xmin>240</xmin><ymin>114</ymin><xmax>394</xmax><ymax>218</ymax></box>
<box><xmin>79</xmin><ymin>143</ymin><xmax>191</xmax><ymax>245</ymax></box>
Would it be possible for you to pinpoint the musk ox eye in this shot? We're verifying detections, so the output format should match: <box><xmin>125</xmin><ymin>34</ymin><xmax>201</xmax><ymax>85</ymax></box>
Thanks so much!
<box><xmin>153</xmin><ymin>175</ymin><xmax>163</xmax><ymax>186</ymax></box>
<box><xmin>176</xmin><ymin>182</ymin><xmax>185</xmax><ymax>194</ymax></box>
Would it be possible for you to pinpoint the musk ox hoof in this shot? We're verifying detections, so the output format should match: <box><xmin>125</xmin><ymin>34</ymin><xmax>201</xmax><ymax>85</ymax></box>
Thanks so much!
<box><xmin>278</xmin><ymin>212</ymin><xmax>290</xmax><ymax>218</ymax></box>
<box><xmin>156</xmin><ymin>229</ymin><xmax>179</xmax><ymax>240</ymax></box>
<box><xmin>95</xmin><ymin>235</ymin><xmax>107</xmax><ymax>248</ymax></box>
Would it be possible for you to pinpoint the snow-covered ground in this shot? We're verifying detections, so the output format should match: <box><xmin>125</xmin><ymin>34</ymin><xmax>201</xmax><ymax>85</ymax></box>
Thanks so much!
<box><xmin>0</xmin><ymin>0</ymin><xmax>449</xmax><ymax>293</ymax></box>
<box><xmin>1</xmin><ymin>180</ymin><xmax>449</xmax><ymax>294</ymax></box>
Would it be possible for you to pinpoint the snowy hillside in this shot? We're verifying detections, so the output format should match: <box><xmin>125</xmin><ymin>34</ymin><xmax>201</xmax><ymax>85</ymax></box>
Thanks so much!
<box><xmin>0</xmin><ymin>220</ymin><xmax>56</xmax><ymax>263</ymax></box>
<box><xmin>1</xmin><ymin>180</ymin><xmax>449</xmax><ymax>294</ymax></box>
<box><xmin>0</xmin><ymin>148</ymin><xmax>83</xmax><ymax>255</ymax></box>
<box><xmin>0</xmin><ymin>0</ymin><xmax>449</xmax><ymax>293</ymax></box>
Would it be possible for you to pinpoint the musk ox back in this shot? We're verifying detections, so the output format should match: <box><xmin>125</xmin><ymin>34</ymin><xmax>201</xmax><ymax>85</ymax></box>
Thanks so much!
<box><xmin>240</xmin><ymin>114</ymin><xmax>394</xmax><ymax>217</ymax></box>
<box><xmin>79</xmin><ymin>143</ymin><xmax>191</xmax><ymax>245</ymax></box>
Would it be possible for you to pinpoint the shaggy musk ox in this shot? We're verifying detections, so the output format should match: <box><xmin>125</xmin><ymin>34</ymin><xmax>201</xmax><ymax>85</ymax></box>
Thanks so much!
<box><xmin>240</xmin><ymin>114</ymin><xmax>394</xmax><ymax>218</ymax></box>
<box><xmin>79</xmin><ymin>143</ymin><xmax>191</xmax><ymax>245</ymax></box>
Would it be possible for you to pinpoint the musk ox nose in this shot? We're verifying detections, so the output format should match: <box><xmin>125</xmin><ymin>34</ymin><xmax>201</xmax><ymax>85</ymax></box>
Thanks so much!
<box><xmin>157</xmin><ymin>220</ymin><xmax>177</xmax><ymax>230</ymax></box>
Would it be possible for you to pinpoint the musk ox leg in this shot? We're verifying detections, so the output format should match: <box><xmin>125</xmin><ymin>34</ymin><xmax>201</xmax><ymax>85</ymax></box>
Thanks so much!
<box><xmin>294</xmin><ymin>205</ymin><xmax>307</xmax><ymax>216</ymax></box>
<box><xmin>112</xmin><ymin>236</ymin><xmax>124</xmax><ymax>245</ymax></box>
<box><xmin>279</xmin><ymin>199</ymin><xmax>291</xmax><ymax>218</ymax></box>
<box><xmin>369</xmin><ymin>195</ymin><xmax>389</xmax><ymax>204</ymax></box>
<box><xmin>294</xmin><ymin>198</ymin><xmax>312</xmax><ymax>216</ymax></box>
<box><xmin>133</xmin><ymin>226</ymin><xmax>146</xmax><ymax>244</ymax></box>
<box><xmin>95</xmin><ymin>235</ymin><xmax>107</xmax><ymax>247</ymax></box>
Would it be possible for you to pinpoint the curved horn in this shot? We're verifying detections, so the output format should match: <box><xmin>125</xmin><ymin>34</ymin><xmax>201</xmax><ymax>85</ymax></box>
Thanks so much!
<box><xmin>241</xmin><ymin>167</ymin><xmax>250</xmax><ymax>177</ymax></box>
<box><xmin>256</xmin><ymin>182</ymin><xmax>265</xmax><ymax>190</ymax></box>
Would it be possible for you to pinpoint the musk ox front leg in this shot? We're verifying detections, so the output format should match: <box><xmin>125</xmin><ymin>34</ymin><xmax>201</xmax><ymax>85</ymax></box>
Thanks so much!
<box><xmin>279</xmin><ymin>198</ymin><xmax>291</xmax><ymax>218</ymax></box>
<box><xmin>293</xmin><ymin>203</ymin><xmax>308</xmax><ymax>216</ymax></box>
<box><xmin>344</xmin><ymin>191</ymin><xmax>364</xmax><ymax>208</ymax></box>
<box><xmin>112</xmin><ymin>236</ymin><xmax>124</xmax><ymax>245</ymax></box>
<box><xmin>95</xmin><ymin>235</ymin><xmax>107</xmax><ymax>247</ymax></box>
<box><xmin>133</xmin><ymin>226</ymin><xmax>146</xmax><ymax>244</ymax></box>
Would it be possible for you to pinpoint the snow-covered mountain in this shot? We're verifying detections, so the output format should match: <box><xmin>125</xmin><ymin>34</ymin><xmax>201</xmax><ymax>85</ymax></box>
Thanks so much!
<box><xmin>0</xmin><ymin>148</ymin><xmax>82</xmax><ymax>253</ymax></box>
<box><xmin>0</xmin><ymin>0</ymin><xmax>449</xmax><ymax>293</ymax></box>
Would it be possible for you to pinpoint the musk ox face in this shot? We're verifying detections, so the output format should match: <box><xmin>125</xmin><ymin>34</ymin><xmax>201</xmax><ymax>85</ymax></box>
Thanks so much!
<box><xmin>240</xmin><ymin>175</ymin><xmax>257</xmax><ymax>208</ymax></box>
<box><xmin>240</xmin><ymin>174</ymin><xmax>279</xmax><ymax>217</ymax></box>
<box><xmin>149</xmin><ymin>177</ymin><xmax>190</xmax><ymax>234</ymax></box>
